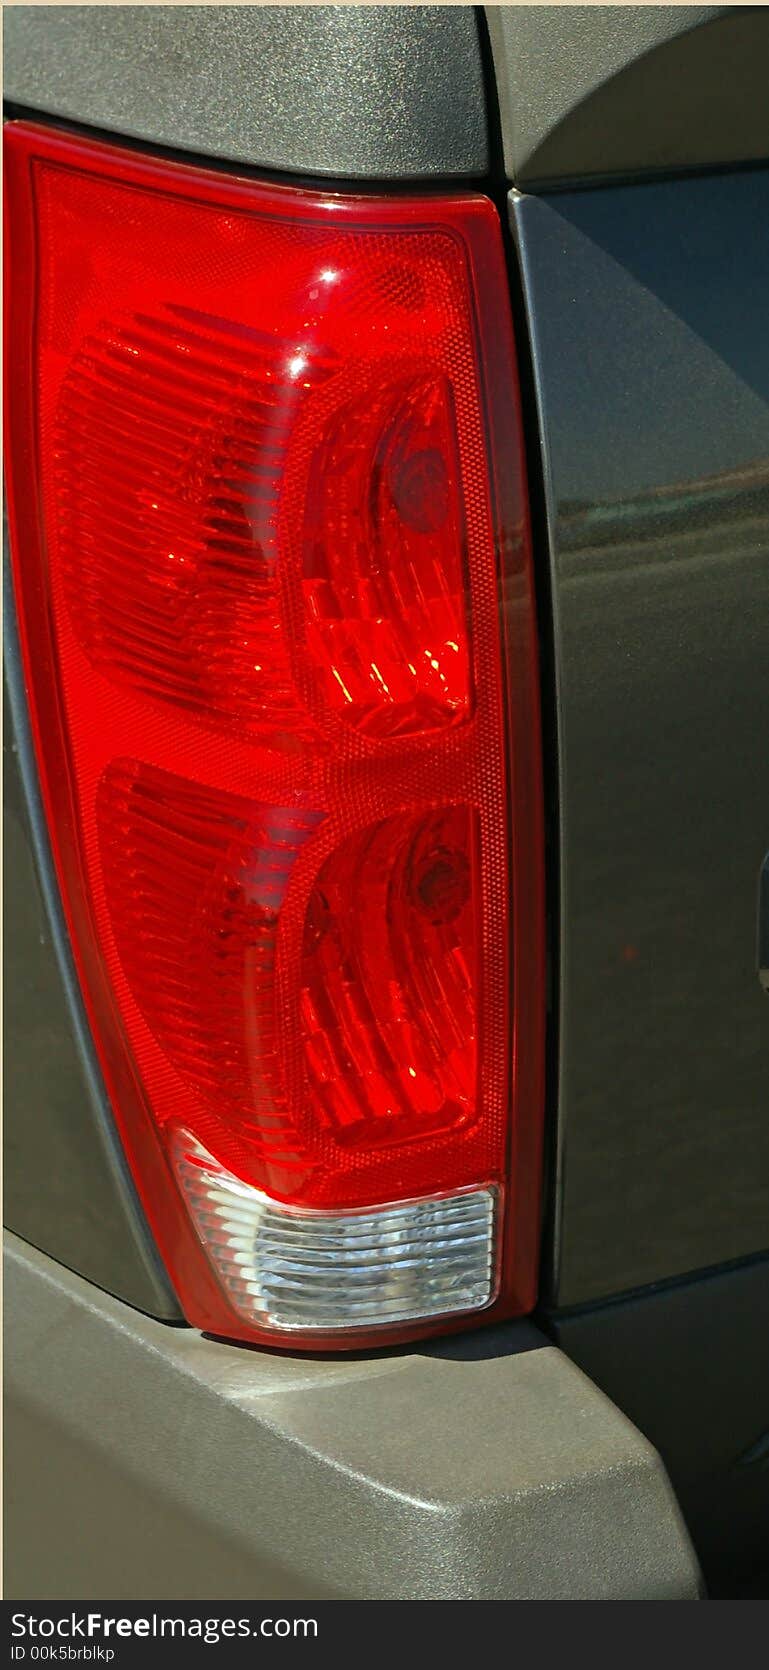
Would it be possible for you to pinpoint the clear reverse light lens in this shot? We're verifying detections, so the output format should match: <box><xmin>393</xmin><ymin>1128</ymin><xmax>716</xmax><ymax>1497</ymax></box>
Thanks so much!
<box><xmin>175</xmin><ymin>1134</ymin><xmax>498</xmax><ymax>1332</ymax></box>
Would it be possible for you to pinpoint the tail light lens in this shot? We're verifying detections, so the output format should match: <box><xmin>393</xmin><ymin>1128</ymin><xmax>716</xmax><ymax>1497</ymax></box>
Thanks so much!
<box><xmin>4</xmin><ymin>122</ymin><xmax>544</xmax><ymax>1348</ymax></box>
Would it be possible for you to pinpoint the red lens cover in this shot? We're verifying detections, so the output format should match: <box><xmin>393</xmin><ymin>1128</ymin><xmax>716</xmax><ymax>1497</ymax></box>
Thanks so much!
<box><xmin>4</xmin><ymin>122</ymin><xmax>545</xmax><ymax>1347</ymax></box>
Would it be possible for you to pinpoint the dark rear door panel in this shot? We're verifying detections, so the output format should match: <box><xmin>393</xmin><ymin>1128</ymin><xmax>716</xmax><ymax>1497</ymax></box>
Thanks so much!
<box><xmin>512</xmin><ymin>168</ymin><xmax>769</xmax><ymax>1306</ymax></box>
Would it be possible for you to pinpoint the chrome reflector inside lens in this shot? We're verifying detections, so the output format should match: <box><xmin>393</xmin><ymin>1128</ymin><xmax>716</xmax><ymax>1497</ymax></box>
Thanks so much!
<box><xmin>174</xmin><ymin>1134</ymin><xmax>498</xmax><ymax>1333</ymax></box>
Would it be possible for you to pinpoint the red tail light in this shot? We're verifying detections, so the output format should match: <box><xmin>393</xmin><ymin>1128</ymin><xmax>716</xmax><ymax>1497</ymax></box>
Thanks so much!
<box><xmin>4</xmin><ymin>122</ymin><xmax>545</xmax><ymax>1348</ymax></box>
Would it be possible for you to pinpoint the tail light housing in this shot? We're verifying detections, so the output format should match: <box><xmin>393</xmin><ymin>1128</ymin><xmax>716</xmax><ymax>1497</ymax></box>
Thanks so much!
<box><xmin>4</xmin><ymin>122</ymin><xmax>544</xmax><ymax>1348</ymax></box>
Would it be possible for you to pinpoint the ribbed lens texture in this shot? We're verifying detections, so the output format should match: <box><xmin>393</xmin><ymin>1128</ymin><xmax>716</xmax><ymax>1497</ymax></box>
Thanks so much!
<box><xmin>98</xmin><ymin>760</ymin><xmax>326</xmax><ymax>1197</ymax></box>
<box><xmin>99</xmin><ymin>760</ymin><xmax>482</xmax><ymax>1206</ymax></box>
<box><xmin>4</xmin><ymin>124</ymin><xmax>544</xmax><ymax>1345</ymax></box>
<box><xmin>301</xmin><ymin>807</ymin><xmax>478</xmax><ymax>1154</ymax></box>
<box><xmin>34</xmin><ymin>156</ymin><xmax>511</xmax><ymax>1213</ymax></box>
<box><xmin>301</xmin><ymin>374</ymin><xmax>471</xmax><ymax>737</ymax></box>
<box><xmin>57</xmin><ymin>305</ymin><xmax>329</xmax><ymax>740</ymax></box>
<box><xmin>176</xmin><ymin>1135</ymin><xmax>497</xmax><ymax>1331</ymax></box>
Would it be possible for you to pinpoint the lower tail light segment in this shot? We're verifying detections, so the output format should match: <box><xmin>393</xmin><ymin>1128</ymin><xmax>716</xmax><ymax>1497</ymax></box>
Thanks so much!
<box><xmin>4</xmin><ymin>121</ymin><xmax>545</xmax><ymax>1348</ymax></box>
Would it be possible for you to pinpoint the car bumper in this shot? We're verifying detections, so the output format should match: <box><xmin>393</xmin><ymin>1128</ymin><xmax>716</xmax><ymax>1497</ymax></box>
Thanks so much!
<box><xmin>5</xmin><ymin>1234</ymin><xmax>702</xmax><ymax>1599</ymax></box>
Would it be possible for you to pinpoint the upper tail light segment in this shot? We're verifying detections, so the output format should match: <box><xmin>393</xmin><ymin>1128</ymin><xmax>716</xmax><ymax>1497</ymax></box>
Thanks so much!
<box><xmin>4</xmin><ymin>122</ymin><xmax>545</xmax><ymax>1349</ymax></box>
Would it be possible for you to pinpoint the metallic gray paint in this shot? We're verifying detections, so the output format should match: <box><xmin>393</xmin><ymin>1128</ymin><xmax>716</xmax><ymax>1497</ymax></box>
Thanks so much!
<box><xmin>4</xmin><ymin>1235</ymin><xmax>702</xmax><ymax>1600</ymax></box>
<box><xmin>2</xmin><ymin>6</ymin><xmax>488</xmax><ymax>180</ymax></box>
<box><xmin>512</xmin><ymin>170</ymin><xmax>769</xmax><ymax>1305</ymax></box>
<box><xmin>486</xmin><ymin>6</ymin><xmax>769</xmax><ymax>187</ymax></box>
<box><xmin>551</xmin><ymin>1255</ymin><xmax>769</xmax><ymax>1593</ymax></box>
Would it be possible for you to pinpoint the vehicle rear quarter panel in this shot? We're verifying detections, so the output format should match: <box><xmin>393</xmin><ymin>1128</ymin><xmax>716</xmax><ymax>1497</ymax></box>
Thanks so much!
<box><xmin>2</xmin><ymin>4</ymin><xmax>488</xmax><ymax>179</ymax></box>
<box><xmin>512</xmin><ymin>169</ymin><xmax>769</xmax><ymax>1305</ymax></box>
